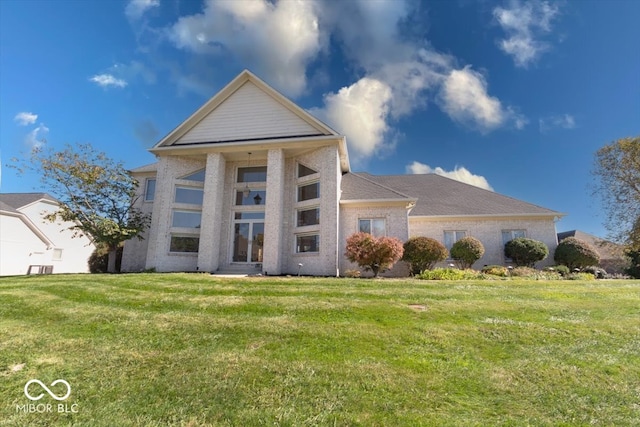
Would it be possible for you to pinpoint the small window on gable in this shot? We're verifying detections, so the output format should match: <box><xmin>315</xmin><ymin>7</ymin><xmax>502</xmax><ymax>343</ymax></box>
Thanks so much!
<box><xmin>298</xmin><ymin>163</ymin><xmax>317</xmax><ymax>178</ymax></box>
<box><xmin>181</xmin><ymin>169</ymin><xmax>206</xmax><ymax>182</ymax></box>
<box><xmin>52</xmin><ymin>248</ymin><xmax>63</xmax><ymax>261</ymax></box>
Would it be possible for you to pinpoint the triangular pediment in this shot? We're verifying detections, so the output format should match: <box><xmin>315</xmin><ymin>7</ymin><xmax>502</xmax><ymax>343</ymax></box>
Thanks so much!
<box><xmin>155</xmin><ymin>70</ymin><xmax>338</xmax><ymax>147</ymax></box>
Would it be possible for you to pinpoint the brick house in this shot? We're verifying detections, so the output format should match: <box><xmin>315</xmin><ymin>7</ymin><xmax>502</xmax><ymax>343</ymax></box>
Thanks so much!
<box><xmin>122</xmin><ymin>70</ymin><xmax>564</xmax><ymax>276</ymax></box>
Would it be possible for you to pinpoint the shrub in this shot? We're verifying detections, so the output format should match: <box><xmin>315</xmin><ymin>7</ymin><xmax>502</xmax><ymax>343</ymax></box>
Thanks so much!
<box><xmin>554</xmin><ymin>237</ymin><xmax>600</xmax><ymax>270</ymax></box>
<box><xmin>418</xmin><ymin>268</ymin><xmax>484</xmax><ymax>280</ymax></box>
<box><xmin>402</xmin><ymin>237</ymin><xmax>448</xmax><ymax>275</ymax></box>
<box><xmin>582</xmin><ymin>266</ymin><xmax>607</xmax><ymax>279</ymax></box>
<box><xmin>345</xmin><ymin>232</ymin><xmax>404</xmax><ymax>278</ymax></box>
<box><xmin>567</xmin><ymin>272</ymin><xmax>596</xmax><ymax>281</ymax></box>
<box><xmin>482</xmin><ymin>265</ymin><xmax>509</xmax><ymax>277</ymax></box>
<box><xmin>450</xmin><ymin>237</ymin><xmax>485</xmax><ymax>269</ymax></box>
<box><xmin>548</xmin><ymin>265</ymin><xmax>570</xmax><ymax>277</ymax></box>
<box><xmin>344</xmin><ymin>269</ymin><xmax>361</xmax><ymax>278</ymax></box>
<box><xmin>504</xmin><ymin>237</ymin><xmax>549</xmax><ymax>267</ymax></box>
<box><xmin>509</xmin><ymin>266</ymin><xmax>537</xmax><ymax>277</ymax></box>
<box><xmin>89</xmin><ymin>245</ymin><xmax>123</xmax><ymax>273</ymax></box>
<box><xmin>624</xmin><ymin>248</ymin><xmax>640</xmax><ymax>279</ymax></box>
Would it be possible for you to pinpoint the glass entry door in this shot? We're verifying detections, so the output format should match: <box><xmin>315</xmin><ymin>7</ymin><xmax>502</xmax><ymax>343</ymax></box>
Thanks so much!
<box><xmin>233</xmin><ymin>221</ymin><xmax>264</xmax><ymax>263</ymax></box>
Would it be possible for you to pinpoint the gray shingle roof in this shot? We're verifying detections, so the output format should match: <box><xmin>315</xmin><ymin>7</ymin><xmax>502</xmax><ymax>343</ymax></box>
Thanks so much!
<box><xmin>341</xmin><ymin>173</ymin><xmax>413</xmax><ymax>201</ymax></box>
<box><xmin>342</xmin><ymin>173</ymin><xmax>562</xmax><ymax>217</ymax></box>
<box><xmin>0</xmin><ymin>193</ymin><xmax>58</xmax><ymax>210</ymax></box>
<box><xmin>130</xmin><ymin>163</ymin><xmax>158</xmax><ymax>173</ymax></box>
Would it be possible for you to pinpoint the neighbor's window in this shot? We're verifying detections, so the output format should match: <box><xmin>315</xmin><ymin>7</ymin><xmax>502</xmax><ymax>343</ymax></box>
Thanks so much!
<box><xmin>170</xmin><ymin>235</ymin><xmax>200</xmax><ymax>253</ymax></box>
<box><xmin>296</xmin><ymin>234</ymin><xmax>319</xmax><ymax>253</ymax></box>
<box><xmin>298</xmin><ymin>163</ymin><xmax>317</xmax><ymax>178</ymax></box>
<box><xmin>502</xmin><ymin>229</ymin><xmax>526</xmax><ymax>245</ymax></box>
<box><xmin>181</xmin><ymin>169</ymin><xmax>206</xmax><ymax>182</ymax></box>
<box><xmin>144</xmin><ymin>178</ymin><xmax>156</xmax><ymax>201</ymax></box>
<box><xmin>52</xmin><ymin>248</ymin><xmax>63</xmax><ymax>261</ymax></box>
<box><xmin>297</xmin><ymin>207</ymin><xmax>320</xmax><ymax>227</ymax></box>
<box><xmin>237</xmin><ymin>166</ymin><xmax>267</xmax><ymax>183</ymax></box>
<box><xmin>298</xmin><ymin>182</ymin><xmax>319</xmax><ymax>202</ymax></box>
<box><xmin>175</xmin><ymin>187</ymin><xmax>204</xmax><ymax>205</ymax></box>
<box><xmin>359</xmin><ymin>218</ymin><xmax>386</xmax><ymax>237</ymax></box>
<box><xmin>172</xmin><ymin>211</ymin><xmax>202</xmax><ymax>228</ymax></box>
<box><xmin>444</xmin><ymin>230</ymin><xmax>467</xmax><ymax>250</ymax></box>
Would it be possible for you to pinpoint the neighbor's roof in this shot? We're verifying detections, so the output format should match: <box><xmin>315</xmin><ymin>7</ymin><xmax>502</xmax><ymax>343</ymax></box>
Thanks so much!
<box><xmin>342</xmin><ymin>173</ymin><xmax>563</xmax><ymax>217</ymax></box>
<box><xmin>557</xmin><ymin>230</ymin><xmax>624</xmax><ymax>260</ymax></box>
<box><xmin>0</xmin><ymin>193</ymin><xmax>58</xmax><ymax>210</ymax></box>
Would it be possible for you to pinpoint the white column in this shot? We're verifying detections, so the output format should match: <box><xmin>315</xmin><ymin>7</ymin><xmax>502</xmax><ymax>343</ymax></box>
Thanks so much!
<box><xmin>198</xmin><ymin>152</ymin><xmax>226</xmax><ymax>272</ymax></box>
<box><xmin>263</xmin><ymin>148</ymin><xmax>285</xmax><ymax>275</ymax></box>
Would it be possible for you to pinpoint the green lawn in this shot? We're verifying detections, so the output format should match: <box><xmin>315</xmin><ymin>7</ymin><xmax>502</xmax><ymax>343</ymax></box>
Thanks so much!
<box><xmin>1</xmin><ymin>274</ymin><xmax>639</xmax><ymax>426</ymax></box>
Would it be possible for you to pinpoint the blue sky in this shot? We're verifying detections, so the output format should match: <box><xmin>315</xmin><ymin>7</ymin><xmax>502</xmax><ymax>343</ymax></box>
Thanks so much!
<box><xmin>1</xmin><ymin>0</ymin><xmax>638</xmax><ymax>238</ymax></box>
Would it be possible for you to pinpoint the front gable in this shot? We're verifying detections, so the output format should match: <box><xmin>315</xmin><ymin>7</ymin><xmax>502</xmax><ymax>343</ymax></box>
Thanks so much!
<box><xmin>155</xmin><ymin>70</ymin><xmax>337</xmax><ymax>148</ymax></box>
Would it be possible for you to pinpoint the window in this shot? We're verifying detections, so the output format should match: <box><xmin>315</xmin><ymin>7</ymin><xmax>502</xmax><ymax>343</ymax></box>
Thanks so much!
<box><xmin>502</xmin><ymin>229</ymin><xmax>526</xmax><ymax>245</ymax></box>
<box><xmin>234</xmin><ymin>212</ymin><xmax>265</xmax><ymax>220</ymax></box>
<box><xmin>296</xmin><ymin>234</ymin><xmax>319</xmax><ymax>253</ymax></box>
<box><xmin>181</xmin><ymin>169</ymin><xmax>206</xmax><ymax>182</ymax></box>
<box><xmin>444</xmin><ymin>230</ymin><xmax>467</xmax><ymax>250</ymax></box>
<box><xmin>52</xmin><ymin>248</ymin><xmax>63</xmax><ymax>261</ymax></box>
<box><xmin>298</xmin><ymin>163</ymin><xmax>317</xmax><ymax>178</ymax></box>
<box><xmin>237</xmin><ymin>166</ymin><xmax>267</xmax><ymax>183</ymax></box>
<box><xmin>298</xmin><ymin>182</ymin><xmax>319</xmax><ymax>201</ymax></box>
<box><xmin>297</xmin><ymin>207</ymin><xmax>320</xmax><ymax>227</ymax></box>
<box><xmin>172</xmin><ymin>211</ymin><xmax>202</xmax><ymax>228</ymax></box>
<box><xmin>359</xmin><ymin>218</ymin><xmax>386</xmax><ymax>237</ymax></box>
<box><xmin>235</xmin><ymin>190</ymin><xmax>266</xmax><ymax>206</ymax></box>
<box><xmin>144</xmin><ymin>179</ymin><xmax>156</xmax><ymax>201</ymax></box>
<box><xmin>175</xmin><ymin>187</ymin><xmax>204</xmax><ymax>205</ymax></box>
<box><xmin>170</xmin><ymin>235</ymin><xmax>200</xmax><ymax>253</ymax></box>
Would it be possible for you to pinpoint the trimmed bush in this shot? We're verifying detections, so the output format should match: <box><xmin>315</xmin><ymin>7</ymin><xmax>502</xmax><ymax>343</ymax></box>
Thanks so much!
<box><xmin>450</xmin><ymin>237</ymin><xmax>485</xmax><ymax>269</ymax></box>
<box><xmin>345</xmin><ymin>232</ymin><xmax>404</xmax><ymax>278</ymax></box>
<box><xmin>567</xmin><ymin>272</ymin><xmax>596</xmax><ymax>281</ymax></box>
<box><xmin>554</xmin><ymin>237</ymin><xmax>600</xmax><ymax>270</ymax></box>
<box><xmin>548</xmin><ymin>265</ymin><xmax>570</xmax><ymax>277</ymax></box>
<box><xmin>402</xmin><ymin>237</ymin><xmax>448</xmax><ymax>275</ymax></box>
<box><xmin>582</xmin><ymin>266</ymin><xmax>607</xmax><ymax>279</ymax></box>
<box><xmin>482</xmin><ymin>265</ymin><xmax>509</xmax><ymax>277</ymax></box>
<box><xmin>504</xmin><ymin>237</ymin><xmax>549</xmax><ymax>267</ymax></box>
<box><xmin>418</xmin><ymin>268</ymin><xmax>484</xmax><ymax>280</ymax></box>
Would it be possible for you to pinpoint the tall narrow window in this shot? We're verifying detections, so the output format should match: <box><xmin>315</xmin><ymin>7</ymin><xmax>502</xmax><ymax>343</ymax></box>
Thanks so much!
<box><xmin>145</xmin><ymin>179</ymin><xmax>156</xmax><ymax>201</ymax></box>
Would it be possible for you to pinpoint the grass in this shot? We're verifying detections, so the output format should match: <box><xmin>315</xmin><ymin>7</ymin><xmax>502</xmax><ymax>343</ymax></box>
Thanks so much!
<box><xmin>0</xmin><ymin>274</ymin><xmax>639</xmax><ymax>426</ymax></box>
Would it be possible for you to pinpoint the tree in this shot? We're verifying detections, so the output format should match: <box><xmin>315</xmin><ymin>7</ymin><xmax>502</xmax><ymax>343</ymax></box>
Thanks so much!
<box><xmin>345</xmin><ymin>232</ymin><xmax>404</xmax><ymax>278</ymax></box>
<box><xmin>450</xmin><ymin>236</ymin><xmax>484</xmax><ymax>269</ymax></box>
<box><xmin>554</xmin><ymin>237</ymin><xmax>600</xmax><ymax>270</ymax></box>
<box><xmin>504</xmin><ymin>237</ymin><xmax>549</xmax><ymax>267</ymax></box>
<box><xmin>593</xmin><ymin>136</ymin><xmax>640</xmax><ymax>248</ymax></box>
<box><xmin>11</xmin><ymin>143</ymin><xmax>150</xmax><ymax>273</ymax></box>
<box><xmin>402</xmin><ymin>237</ymin><xmax>448</xmax><ymax>275</ymax></box>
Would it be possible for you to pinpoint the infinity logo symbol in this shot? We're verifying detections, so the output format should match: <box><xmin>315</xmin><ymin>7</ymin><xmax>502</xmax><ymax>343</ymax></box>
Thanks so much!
<box><xmin>24</xmin><ymin>379</ymin><xmax>71</xmax><ymax>401</ymax></box>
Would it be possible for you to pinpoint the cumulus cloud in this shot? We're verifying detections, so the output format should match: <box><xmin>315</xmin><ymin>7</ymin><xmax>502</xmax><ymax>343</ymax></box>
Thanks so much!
<box><xmin>90</xmin><ymin>74</ymin><xmax>128</xmax><ymax>88</ymax></box>
<box><xmin>169</xmin><ymin>0</ymin><xmax>322</xmax><ymax>97</ymax></box>
<box><xmin>438</xmin><ymin>67</ymin><xmax>525</xmax><ymax>131</ymax></box>
<box><xmin>14</xmin><ymin>112</ymin><xmax>38</xmax><ymax>126</ymax></box>
<box><xmin>125</xmin><ymin>0</ymin><xmax>159</xmax><ymax>21</ymax></box>
<box><xmin>25</xmin><ymin>123</ymin><xmax>49</xmax><ymax>151</ymax></box>
<box><xmin>311</xmin><ymin>77</ymin><xmax>393</xmax><ymax>159</ymax></box>
<box><xmin>406</xmin><ymin>161</ymin><xmax>494</xmax><ymax>191</ymax></box>
<box><xmin>539</xmin><ymin>113</ymin><xmax>576</xmax><ymax>132</ymax></box>
<box><xmin>493</xmin><ymin>0</ymin><xmax>560</xmax><ymax>68</ymax></box>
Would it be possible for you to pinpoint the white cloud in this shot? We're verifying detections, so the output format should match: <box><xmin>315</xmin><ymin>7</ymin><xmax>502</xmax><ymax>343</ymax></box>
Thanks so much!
<box><xmin>14</xmin><ymin>112</ymin><xmax>38</xmax><ymax>126</ymax></box>
<box><xmin>125</xmin><ymin>0</ymin><xmax>159</xmax><ymax>21</ymax></box>
<box><xmin>406</xmin><ymin>161</ymin><xmax>494</xmax><ymax>191</ymax></box>
<box><xmin>539</xmin><ymin>113</ymin><xmax>576</xmax><ymax>132</ymax></box>
<box><xmin>169</xmin><ymin>0</ymin><xmax>322</xmax><ymax>97</ymax></box>
<box><xmin>25</xmin><ymin>123</ymin><xmax>49</xmax><ymax>151</ymax></box>
<box><xmin>493</xmin><ymin>0</ymin><xmax>560</xmax><ymax>68</ymax></box>
<box><xmin>89</xmin><ymin>74</ymin><xmax>128</xmax><ymax>88</ymax></box>
<box><xmin>311</xmin><ymin>77</ymin><xmax>393</xmax><ymax>159</ymax></box>
<box><xmin>439</xmin><ymin>66</ymin><xmax>524</xmax><ymax>132</ymax></box>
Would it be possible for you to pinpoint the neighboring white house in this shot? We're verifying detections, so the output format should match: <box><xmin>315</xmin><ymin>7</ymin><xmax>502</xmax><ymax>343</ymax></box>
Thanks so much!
<box><xmin>122</xmin><ymin>70</ymin><xmax>564</xmax><ymax>276</ymax></box>
<box><xmin>0</xmin><ymin>193</ymin><xmax>95</xmax><ymax>276</ymax></box>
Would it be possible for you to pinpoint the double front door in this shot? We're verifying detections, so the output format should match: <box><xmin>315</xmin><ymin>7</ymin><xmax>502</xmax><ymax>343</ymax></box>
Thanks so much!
<box><xmin>232</xmin><ymin>220</ymin><xmax>264</xmax><ymax>263</ymax></box>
